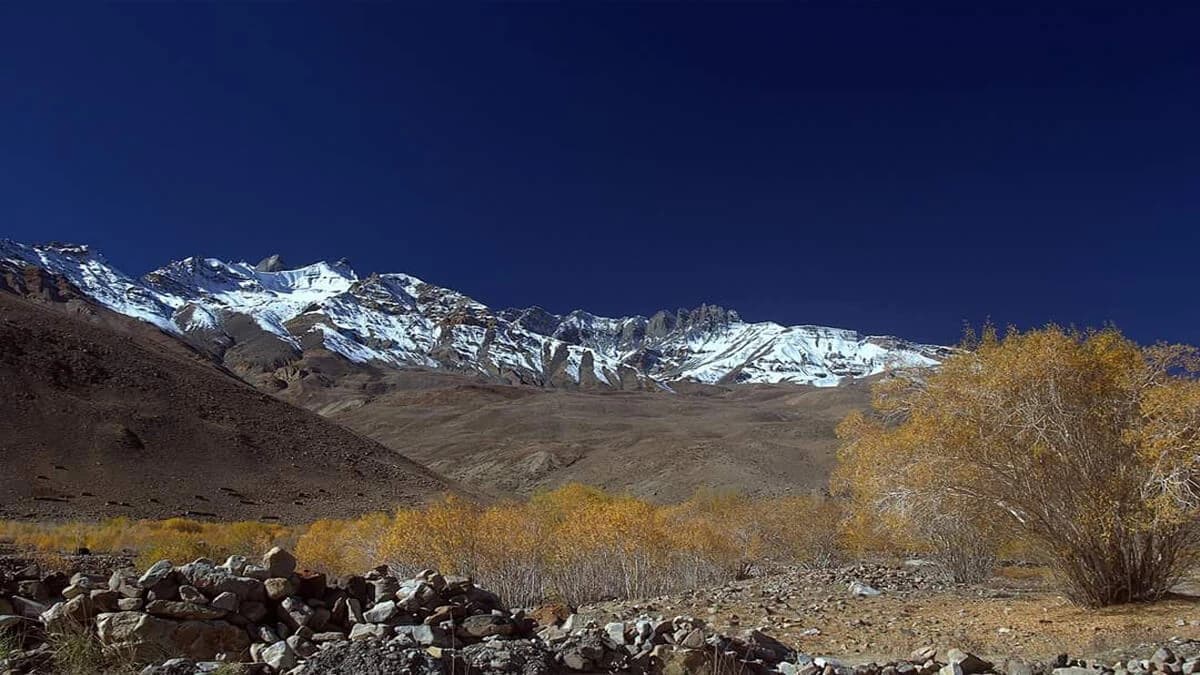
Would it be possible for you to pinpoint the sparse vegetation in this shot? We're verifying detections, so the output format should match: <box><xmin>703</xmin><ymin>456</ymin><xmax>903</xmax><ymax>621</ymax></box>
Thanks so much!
<box><xmin>835</xmin><ymin>325</ymin><xmax>1200</xmax><ymax>607</ymax></box>
<box><xmin>296</xmin><ymin>485</ymin><xmax>844</xmax><ymax>606</ymax></box>
<box><xmin>0</xmin><ymin>486</ymin><xmax>846</xmax><ymax>609</ymax></box>
<box><xmin>48</xmin><ymin>621</ymin><xmax>138</xmax><ymax>675</ymax></box>
<box><xmin>0</xmin><ymin>517</ymin><xmax>293</xmax><ymax>569</ymax></box>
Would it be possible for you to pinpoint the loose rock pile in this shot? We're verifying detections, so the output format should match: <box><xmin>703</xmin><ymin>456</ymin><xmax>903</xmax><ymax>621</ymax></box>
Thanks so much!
<box><xmin>1</xmin><ymin>549</ymin><xmax>1197</xmax><ymax>675</ymax></box>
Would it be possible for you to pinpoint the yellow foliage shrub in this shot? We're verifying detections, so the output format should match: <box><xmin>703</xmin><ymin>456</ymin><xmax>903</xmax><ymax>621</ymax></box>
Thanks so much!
<box><xmin>834</xmin><ymin>325</ymin><xmax>1200</xmax><ymax>604</ymax></box>
<box><xmin>0</xmin><ymin>518</ymin><xmax>293</xmax><ymax>570</ymax></box>
<box><xmin>293</xmin><ymin>485</ymin><xmax>846</xmax><ymax>605</ymax></box>
<box><xmin>0</xmin><ymin>485</ymin><xmax>846</xmax><ymax>606</ymax></box>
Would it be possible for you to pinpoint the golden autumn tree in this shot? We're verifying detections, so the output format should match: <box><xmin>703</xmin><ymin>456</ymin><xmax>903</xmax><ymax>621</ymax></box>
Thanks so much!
<box><xmin>834</xmin><ymin>325</ymin><xmax>1200</xmax><ymax>606</ymax></box>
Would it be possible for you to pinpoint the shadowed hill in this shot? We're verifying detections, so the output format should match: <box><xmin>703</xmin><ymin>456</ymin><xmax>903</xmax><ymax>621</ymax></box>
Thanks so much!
<box><xmin>0</xmin><ymin>288</ymin><xmax>463</xmax><ymax>522</ymax></box>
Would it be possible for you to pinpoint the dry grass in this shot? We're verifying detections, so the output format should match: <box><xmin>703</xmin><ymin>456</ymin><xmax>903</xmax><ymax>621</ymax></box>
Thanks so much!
<box><xmin>0</xmin><ymin>518</ymin><xmax>294</xmax><ymax>569</ymax></box>
<box><xmin>47</xmin><ymin>622</ymin><xmax>139</xmax><ymax>675</ymax></box>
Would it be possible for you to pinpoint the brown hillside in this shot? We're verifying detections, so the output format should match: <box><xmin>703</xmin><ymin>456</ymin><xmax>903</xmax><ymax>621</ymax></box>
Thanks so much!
<box><xmin>0</xmin><ymin>291</ymin><xmax>462</xmax><ymax>522</ymax></box>
<box><xmin>326</xmin><ymin>375</ymin><xmax>872</xmax><ymax>501</ymax></box>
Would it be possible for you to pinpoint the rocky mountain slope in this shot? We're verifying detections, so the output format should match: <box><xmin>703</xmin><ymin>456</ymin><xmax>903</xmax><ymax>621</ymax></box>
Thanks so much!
<box><xmin>0</xmin><ymin>240</ymin><xmax>948</xmax><ymax>391</ymax></box>
<box><xmin>0</xmin><ymin>276</ymin><xmax>461</xmax><ymax>522</ymax></box>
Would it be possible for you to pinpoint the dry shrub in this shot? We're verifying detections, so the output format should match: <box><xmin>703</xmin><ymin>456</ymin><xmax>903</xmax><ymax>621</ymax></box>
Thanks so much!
<box><xmin>295</xmin><ymin>513</ymin><xmax>390</xmax><ymax>574</ymax></box>
<box><xmin>293</xmin><ymin>484</ymin><xmax>846</xmax><ymax>606</ymax></box>
<box><xmin>0</xmin><ymin>518</ymin><xmax>292</xmax><ymax>568</ymax></box>
<box><xmin>2</xmin><ymin>487</ymin><xmax>848</xmax><ymax>607</ymax></box>
<box><xmin>835</xmin><ymin>325</ymin><xmax>1200</xmax><ymax>606</ymax></box>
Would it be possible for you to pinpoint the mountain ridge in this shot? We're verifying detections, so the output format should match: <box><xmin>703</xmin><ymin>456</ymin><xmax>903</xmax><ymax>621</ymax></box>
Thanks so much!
<box><xmin>1</xmin><ymin>239</ymin><xmax>949</xmax><ymax>390</ymax></box>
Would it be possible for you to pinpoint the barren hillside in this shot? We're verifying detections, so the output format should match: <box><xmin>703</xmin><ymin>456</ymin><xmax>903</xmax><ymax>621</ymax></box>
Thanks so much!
<box><xmin>0</xmin><ymin>290</ymin><xmax>462</xmax><ymax>522</ymax></box>
<box><xmin>324</xmin><ymin>376</ymin><xmax>872</xmax><ymax>501</ymax></box>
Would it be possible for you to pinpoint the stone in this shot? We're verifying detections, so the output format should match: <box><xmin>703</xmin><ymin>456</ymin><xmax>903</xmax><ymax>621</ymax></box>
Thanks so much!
<box><xmin>211</xmin><ymin>592</ymin><xmax>239</xmax><ymax>613</ymax></box>
<box><xmin>532</xmin><ymin>598</ymin><xmax>573</xmax><ymax>624</ymax></box>
<box><xmin>345</xmin><ymin>597</ymin><xmax>365</xmax><ymax>624</ymax></box>
<box><xmin>461</xmin><ymin>613</ymin><xmax>517</xmax><ymax>639</ymax></box>
<box><xmin>740</xmin><ymin>629</ymin><xmax>794</xmax><ymax>663</ymax></box>
<box><xmin>139</xmin><ymin>561</ymin><xmax>175</xmax><ymax>587</ymax></box>
<box><xmin>221</xmin><ymin>555</ymin><xmax>248</xmax><ymax>576</ymax></box>
<box><xmin>912</xmin><ymin>648</ymin><xmax>938</xmax><ymax>662</ymax></box>
<box><xmin>424</xmin><ymin>604</ymin><xmax>465</xmax><ymax>625</ymax></box>
<box><xmin>538</xmin><ymin>624</ymin><xmax>569</xmax><ymax>644</ymax></box>
<box><xmin>40</xmin><ymin>595</ymin><xmax>94</xmax><ymax>632</ymax></box>
<box><xmin>16</xmin><ymin>580</ymin><xmax>47</xmax><ymax>601</ymax></box>
<box><xmin>1155</xmin><ymin>650</ymin><xmax>1179</xmax><ymax>666</ymax></box>
<box><xmin>680</xmin><ymin>628</ymin><xmax>706</xmax><ymax>649</ymax></box>
<box><xmin>262</xmin><ymin>547</ymin><xmax>297</xmax><ymax>578</ymax></box>
<box><xmin>13</xmin><ymin>564</ymin><xmax>40</xmax><ymax>581</ymax></box>
<box><xmin>241</xmin><ymin>564</ymin><xmax>270</xmax><ymax>581</ymax></box>
<box><xmin>146</xmin><ymin>578</ymin><xmax>180</xmax><ymax>603</ymax></box>
<box><xmin>1005</xmin><ymin>659</ymin><xmax>1034</xmax><ymax>675</ymax></box>
<box><xmin>287</xmin><ymin>633</ymin><xmax>318</xmax><ymax>658</ymax></box>
<box><xmin>42</xmin><ymin>571</ymin><xmax>70</xmax><ymax>598</ymax></box>
<box><xmin>239</xmin><ymin>601</ymin><xmax>268</xmax><ymax>623</ymax></box>
<box><xmin>940</xmin><ymin>665</ymin><xmax>965</xmax><ymax>675</ymax></box>
<box><xmin>259</xmin><ymin>640</ymin><xmax>297</xmax><ymax>671</ymax></box>
<box><xmin>363</xmin><ymin>599</ymin><xmax>399</xmax><ymax>623</ymax></box>
<box><xmin>349</xmin><ymin>622</ymin><xmax>391</xmax><ymax>641</ymax></box>
<box><xmin>947</xmin><ymin>649</ymin><xmax>994</xmax><ymax>675</ymax></box>
<box><xmin>659</xmin><ymin>647</ymin><xmax>712</xmax><ymax>675</ymax></box>
<box><xmin>96</xmin><ymin>610</ymin><xmax>180</xmax><ymax>662</ymax></box>
<box><xmin>108</xmin><ymin>570</ymin><xmax>143</xmax><ymax>598</ymax></box>
<box><xmin>172</xmin><ymin>619</ymin><xmax>251</xmax><ymax>661</ymax></box>
<box><xmin>309</xmin><ymin>606</ymin><xmax>332</xmax><ymax>631</ymax></box>
<box><xmin>605</xmin><ymin>621</ymin><xmax>627</xmax><ymax>645</ymax></box>
<box><xmin>89</xmin><ymin>589</ymin><xmax>121</xmax><ymax>613</ymax></box>
<box><xmin>10</xmin><ymin>595</ymin><xmax>49</xmax><ymax>620</ymax></box>
<box><xmin>396</xmin><ymin>623</ymin><xmax>449</xmax><ymax>647</ymax></box>
<box><xmin>312</xmin><ymin>631</ymin><xmax>349</xmax><ymax>643</ymax></box>
<box><xmin>295</xmin><ymin>570</ymin><xmax>327</xmax><ymax>598</ymax></box>
<box><xmin>1052</xmin><ymin>670</ymin><xmax>1096</xmax><ymax>675</ymax></box>
<box><xmin>278</xmin><ymin>596</ymin><xmax>314</xmax><ymax>630</ymax></box>
<box><xmin>848</xmin><ymin>581</ymin><xmax>882</xmax><ymax>597</ymax></box>
<box><xmin>372</xmin><ymin>576</ymin><xmax>400</xmax><ymax>601</ymax></box>
<box><xmin>178</xmin><ymin>560</ymin><xmax>261</xmax><ymax>601</ymax></box>
<box><xmin>341</xmin><ymin>575</ymin><xmax>368</xmax><ymax>601</ymax></box>
<box><xmin>264</xmin><ymin>577</ymin><xmax>294</xmax><ymax>602</ymax></box>
<box><xmin>254</xmin><ymin>625</ymin><xmax>279</xmax><ymax>643</ymax></box>
<box><xmin>145</xmin><ymin>600</ymin><xmax>227</xmax><ymax>621</ymax></box>
<box><xmin>178</xmin><ymin>585</ymin><xmax>207</xmax><ymax>604</ymax></box>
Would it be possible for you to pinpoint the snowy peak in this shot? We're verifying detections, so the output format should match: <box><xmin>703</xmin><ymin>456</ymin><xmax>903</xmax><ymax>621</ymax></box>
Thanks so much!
<box><xmin>255</xmin><ymin>254</ymin><xmax>287</xmax><ymax>272</ymax></box>
<box><xmin>0</xmin><ymin>239</ymin><xmax>177</xmax><ymax>330</ymax></box>
<box><xmin>1</xmin><ymin>239</ymin><xmax>947</xmax><ymax>388</ymax></box>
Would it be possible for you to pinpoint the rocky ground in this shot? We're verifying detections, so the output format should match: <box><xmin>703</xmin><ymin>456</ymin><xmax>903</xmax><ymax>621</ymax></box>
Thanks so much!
<box><xmin>2</xmin><ymin>549</ymin><xmax>1199</xmax><ymax>675</ymax></box>
<box><xmin>576</xmin><ymin>562</ymin><xmax>1200</xmax><ymax>665</ymax></box>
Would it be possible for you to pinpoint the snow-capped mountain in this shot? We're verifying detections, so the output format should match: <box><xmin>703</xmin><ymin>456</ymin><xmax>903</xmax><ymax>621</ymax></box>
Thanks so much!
<box><xmin>0</xmin><ymin>240</ymin><xmax>947</xmax><ymax>388</ymax></box>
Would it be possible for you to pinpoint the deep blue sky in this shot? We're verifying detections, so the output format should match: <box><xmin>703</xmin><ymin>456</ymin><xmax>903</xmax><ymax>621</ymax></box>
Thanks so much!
<box><xmin>1</xmin><ymin>4</ymin><xmax>1197</xmax><ymax>345</ymax></box>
